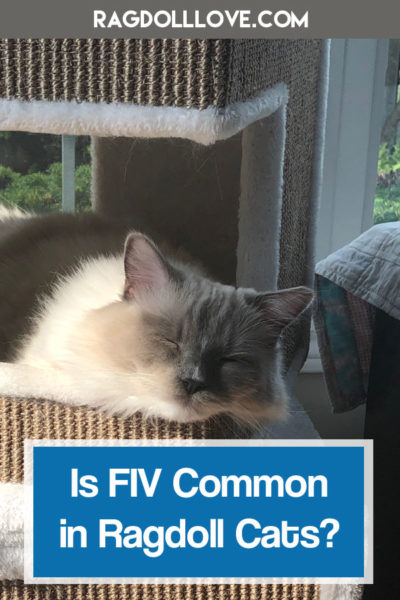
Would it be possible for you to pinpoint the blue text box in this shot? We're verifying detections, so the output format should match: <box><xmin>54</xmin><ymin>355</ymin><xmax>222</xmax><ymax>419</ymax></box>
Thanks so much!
<box><xmin>29</xmin><ymin>442</ymin><xmax>367</xmax><ymax>581</ymax></box>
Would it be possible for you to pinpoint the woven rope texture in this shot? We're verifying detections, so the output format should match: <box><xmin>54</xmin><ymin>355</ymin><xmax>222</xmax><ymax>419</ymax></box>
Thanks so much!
<box><xmin>0</xmin><ymin>397</ymin><xmax>320</xmax><ymax>599</ymax></box>
<box><xmin>0</xmin><ymin>396</ymin><xmax>233</xmax><ymax>483</ymax></box>
<box><xmin>0</xmin><ymin>39</ymin><xmax>229</xmax><ymax>108</ymax></box>
<box><xmin>0</xmin><ymin>581</ymin><xmax>320</xmax><ymax>600</ymax></box>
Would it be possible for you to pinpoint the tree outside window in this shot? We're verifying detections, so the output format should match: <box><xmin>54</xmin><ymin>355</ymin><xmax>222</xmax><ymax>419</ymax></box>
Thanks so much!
<box><xmin>0</xmin><ymin>133</ymin><xmax>91</xmax><ymax>213</ymax></box>
<box><xmin>375</xmin><ymin>39</ymin><xmax>400</xmax><ymax>224</ymax></box>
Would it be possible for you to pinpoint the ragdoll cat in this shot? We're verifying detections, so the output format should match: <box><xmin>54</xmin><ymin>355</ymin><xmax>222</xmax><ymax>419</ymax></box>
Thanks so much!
<box><xmin>0</xmin><ymin>207</ymin><xmax>313</xmax><ymax>425</ymax></box>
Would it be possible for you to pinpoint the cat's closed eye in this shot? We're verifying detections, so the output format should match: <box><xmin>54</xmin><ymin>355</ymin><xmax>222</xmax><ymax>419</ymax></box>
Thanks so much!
<box><xmin>151</xmin><ymin>335</ymin><xmax>180</xmax><ymax>356</ymax></box>
<box><xmin>219</xmin><ymin>355</ymin><xmax>252</xmax><ymax>366</ymax></box>
<box><xmin>220</xmin><ymin>356</ymin><xmax>238</xmax><ymax>364</ymax></box>
<box><xmin>164</xmin><ymin>338</ymin><xmax>180</xmax><ymax>349</ymax></box>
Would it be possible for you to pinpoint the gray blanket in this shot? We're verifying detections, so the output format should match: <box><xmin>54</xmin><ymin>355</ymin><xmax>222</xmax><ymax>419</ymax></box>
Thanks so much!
<box><xmin>314</xmin><ymin>222</ymin><xmax>400</xmax><ymax>412</ymax></box>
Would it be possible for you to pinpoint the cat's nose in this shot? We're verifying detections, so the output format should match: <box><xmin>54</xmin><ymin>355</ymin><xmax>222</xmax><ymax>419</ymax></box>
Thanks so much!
<box><xmin>181</xmin><ymin>377</ymin><xmax>206</xmax><ymax>395</ymax></box>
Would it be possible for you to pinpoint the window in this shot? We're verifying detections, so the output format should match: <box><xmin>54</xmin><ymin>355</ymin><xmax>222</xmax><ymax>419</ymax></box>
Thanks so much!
<box><xmin>305</xmin><ymin>39</ymin><xmax>391</xmax><ymax>373</ymax></box>
<box><xmin>374</xmin><ymin>39</ymin><xmax>400</xmax><ymax>224</ymax></box>
<box><xmin>315</xmin><ymin>39</ymin><xmax>389</xmax><ymax>267</ymax></box>
<box><xmin>0</xmin><ymin>133</ymin><xmax>91</xmax><ymax>214</ymax></box>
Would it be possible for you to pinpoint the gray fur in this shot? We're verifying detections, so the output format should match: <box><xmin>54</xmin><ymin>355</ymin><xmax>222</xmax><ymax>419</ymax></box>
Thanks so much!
<box><xmin>119</xmin><ymin>231</ymin><xmax>313</xmax><ymax>424</ymax></box>
<box><xmin>0</xmin><ymin>212</ymin><xmax>129</xmax><ymax>360</ymax></box>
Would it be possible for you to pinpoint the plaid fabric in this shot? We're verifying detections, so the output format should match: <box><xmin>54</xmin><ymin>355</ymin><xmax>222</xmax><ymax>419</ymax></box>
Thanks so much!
<box><xmin>314</xmin><ymin>275</ymin><xmax>374</xmax><ymax>412</ymax></box>
<box><xmin>315</xmin><ymin>223</ymin><xmax>400</xmax><ymax>413</ymax></box>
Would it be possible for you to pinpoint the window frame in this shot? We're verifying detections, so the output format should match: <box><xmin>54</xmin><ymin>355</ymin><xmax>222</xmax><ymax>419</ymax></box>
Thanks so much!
<box><xmin>61</xmin><ymin>135</ymin><xmax>76</xmax><ymax>213</ymax></box>
<box><xmin>304</xmin><ymin>38</ymin><xmax>390</xmax><ymax>373</ymax></box>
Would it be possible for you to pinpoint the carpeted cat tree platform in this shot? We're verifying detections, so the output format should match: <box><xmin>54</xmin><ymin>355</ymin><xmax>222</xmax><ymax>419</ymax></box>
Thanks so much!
<box><xmin>0</xmin><ymin>38</ymin><xmax>360</xmax><ymax>600</ymax></box>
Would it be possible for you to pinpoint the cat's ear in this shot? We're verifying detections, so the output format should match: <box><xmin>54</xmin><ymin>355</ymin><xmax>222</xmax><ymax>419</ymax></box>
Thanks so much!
<box><xmin>248</xmin><ymin>286</ymin><xmax>314</xmax><ymax>341</ymax></box>
<box><xmin>123</xmin><ymin>233</ymin><xmax>175</xmax><ymax>301</ymax></box>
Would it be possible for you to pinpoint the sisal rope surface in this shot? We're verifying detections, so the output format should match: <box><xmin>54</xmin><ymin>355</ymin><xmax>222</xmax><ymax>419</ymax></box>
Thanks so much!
<box><xmin>0</xmin><ymin>396</ymin><xmax>320</xmax><ymax>599</ymax></box>
<box><xmin>0</xmin><ymin>396</ymin><xmax>230</xmax><ymax>484</ymax></box>
<box><xmin>0</xmin><ymin>581</ymin><xmax>320</xmax><ymax>600</ymax></box>
<box><xmin>228</xmin><ymin>40</ymin><xmax>323</xmax><ymax>369</ymax></box>
<box><xmin>0</xmin><ymin>39</ymin><xmax>228</xmax><ymax>109</ymax></box>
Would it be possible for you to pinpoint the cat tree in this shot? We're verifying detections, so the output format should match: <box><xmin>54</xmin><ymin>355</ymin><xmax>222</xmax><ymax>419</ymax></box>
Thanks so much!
<box><xmin>0</xmin><ymin>38</ymin><xmax>356</xmax><ymax>600</ymax></box>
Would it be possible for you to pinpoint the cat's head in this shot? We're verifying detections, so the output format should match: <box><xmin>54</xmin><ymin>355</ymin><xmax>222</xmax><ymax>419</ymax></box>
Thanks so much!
<box><xmin>111</xmin><ymin>233</ymin><xmax>313</xmax><ymax>425</ymax></box>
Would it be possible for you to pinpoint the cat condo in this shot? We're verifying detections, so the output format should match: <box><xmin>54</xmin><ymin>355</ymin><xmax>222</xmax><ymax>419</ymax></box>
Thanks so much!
<box><xmin>0</xmin><ymin>39</ymin><xmax>355</xmax><ymax>600</ymax></box>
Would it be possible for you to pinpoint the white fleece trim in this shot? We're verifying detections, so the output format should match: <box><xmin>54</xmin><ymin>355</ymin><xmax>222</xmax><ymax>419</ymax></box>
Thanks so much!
<box><xmin>0</xmin><ymin>482</ymin><xmax>24</xmax><ymax>580</ymax></box>
<box><xmin>236</xmin><ymin>101</ymin><xmax>287</xmax><ymax>291</ymax></box>
<box><xmin>320</xmin><ymin>584</ymin><xmax>363</xmax><ymax>600</ymax></box>
<box><xmin>0</xmin><ymin>362</ymin><xmax>86</xmax><ymax>404</ymax></box>
<box><xmin>0</xmin><ymin>84</ymin><xmax>288</xmax><ymax>146</ymax></box>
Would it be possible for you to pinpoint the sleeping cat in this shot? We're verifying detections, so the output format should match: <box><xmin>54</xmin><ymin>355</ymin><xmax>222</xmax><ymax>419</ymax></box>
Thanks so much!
<box><xmin>0</xmin><ymin>208</ymin><xmax>313</xmax><ymax>425</ymax></box>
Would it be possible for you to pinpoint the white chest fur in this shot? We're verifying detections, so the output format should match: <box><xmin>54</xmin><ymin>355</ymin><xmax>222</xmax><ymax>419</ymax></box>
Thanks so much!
<box><xmin>18</xmin><ymin>254</ymin><xmax>125</xmax><ymax>368</ymax></box>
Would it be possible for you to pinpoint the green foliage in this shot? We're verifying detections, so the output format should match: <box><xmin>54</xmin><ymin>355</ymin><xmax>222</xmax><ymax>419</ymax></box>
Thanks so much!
<box><xmin>1</xmin><ymin>133</ymin><xmax>396</xmax><ymax>225</ymax></box>
<box><xmin>0</xmin><ymin>133</ymin><xmax>90</xmax><ymax>174</ymax></box>
<box><xmin>75</xmin><ymin>163</ymin><xmax>92</xmax><ymax>212</ymax></box>
<box><xmin>0</xmin><ymin>133</ymin><xmax>91</xmax><ymax>214</ymax></box>
<box><xmin>377</xmin><ymin>143</ymin><xmax>400</xmax><ymax>174</ymax></box>
<box><xmin>0</xmin><ymin>166</ymin><xmax>15</xmax><ymax>189</ymax></box>
<box><xmin>0</xmin><ymin>162</ymin><xmax>91</xmax><ymax>213</ymax></box>
<box><xmin>374</xmin><ymin>141</ymin><xmax>400</xmax><ymax>224</ymax></box>
<box><xmin>374</xmin><ymin>182</ymin><xmax>400</xmax><ymax>224</ymax></box>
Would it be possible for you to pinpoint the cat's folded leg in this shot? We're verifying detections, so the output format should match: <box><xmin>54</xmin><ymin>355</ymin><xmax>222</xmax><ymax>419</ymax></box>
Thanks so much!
<box><xmin>0</xmin><ymin>362</ymin><xmax>83</xmax><ymax>404</ymax></box>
